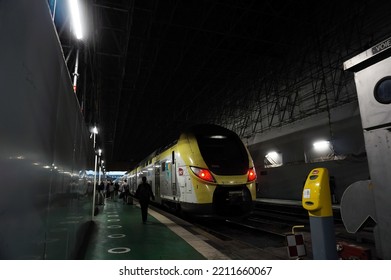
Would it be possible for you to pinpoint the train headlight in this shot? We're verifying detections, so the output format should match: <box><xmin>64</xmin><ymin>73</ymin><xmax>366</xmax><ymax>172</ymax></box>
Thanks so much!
<box><xmin>247</xmin><ymin>167</ymin><xmax>257</xmax><ymax>182</ymax></box>
<box><xmin>190</xmin><ymin>166</ymin><xmax>215</xmax><ymax>183</ymax></box>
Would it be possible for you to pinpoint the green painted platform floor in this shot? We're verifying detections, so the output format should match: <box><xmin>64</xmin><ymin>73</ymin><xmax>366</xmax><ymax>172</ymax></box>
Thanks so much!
<box><xmin>84</xmin><ymin>198</ymin><xmax>229</xmax><ymax>260</ymax></box>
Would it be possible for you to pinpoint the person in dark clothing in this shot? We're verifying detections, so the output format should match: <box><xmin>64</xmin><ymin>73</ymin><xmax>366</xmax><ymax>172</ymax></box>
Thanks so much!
<box><xmin>136</xmin><ymin>176</ymin><xmax>155</xmax><ymax>224</ymax></box>
<box><xmin>98</xmin><ymin>181</ymin><xmax>105</xmax><ymax>205</ymax></box>
<box><xmin>114</xmin><ymin>182</ymin><xmax>120</xmax><ymax>201</ymax></box>
<box><xmin>122</xmin><ymin>179</ymin><xmax>130</xmax><ymax>204</ymax></box>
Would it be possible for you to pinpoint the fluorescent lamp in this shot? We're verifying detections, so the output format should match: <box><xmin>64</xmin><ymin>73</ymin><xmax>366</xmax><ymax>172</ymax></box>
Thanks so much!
<box><xmin>92</xmin><ymin>126</ymin><xmax>98</xmax><ymax>134</ymax></box>
<box><xmin>313</xmin><ymin>140</ymin><xmax>330</xmax><ymax>151</ymax></box>
<box><xmin>266</xmin><ymin>151</ymin><xmax>278</xmax><ymax>158</ymax></box>
<box><xmin>265</xmin><ymin>151</ymin><xmax>283</xmax><ymax>168</ymax></box>
<box><xmin>69</xmin><ymin>0</ymin><xmax>83</xmax><ymax>40</ymax></box>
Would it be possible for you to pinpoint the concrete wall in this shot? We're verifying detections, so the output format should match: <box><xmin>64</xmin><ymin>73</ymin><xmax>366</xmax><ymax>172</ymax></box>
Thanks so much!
<box><xmin>248</xmin><ymin>112</ymin><xmax>370</xmax><ymax>201</ymax></box>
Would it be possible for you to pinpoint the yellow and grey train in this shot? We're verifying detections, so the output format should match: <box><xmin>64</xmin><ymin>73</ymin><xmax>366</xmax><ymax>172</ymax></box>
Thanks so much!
<box><xmin>125</xmin><ymin>124</ymin><xmax>257</xmax><ymax>217</ymax></box>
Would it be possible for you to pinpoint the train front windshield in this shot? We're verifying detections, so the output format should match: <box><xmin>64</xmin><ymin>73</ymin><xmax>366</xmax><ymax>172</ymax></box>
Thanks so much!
<box><xmin>195</xmin><ymin>127</ymin><xmax>249</xmax><ymax>176</ymax></box>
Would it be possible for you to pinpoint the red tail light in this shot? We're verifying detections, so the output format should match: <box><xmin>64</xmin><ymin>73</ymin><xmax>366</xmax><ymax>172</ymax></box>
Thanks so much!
<box><xmin>247</xmin><ymin>167</ymin><xmax>257</xmax><ymax>182</ymax></box>
<box><xmin>190</xmin><ymin>166</ymin><xmax>215</xmax><ymax>183</ymax></box>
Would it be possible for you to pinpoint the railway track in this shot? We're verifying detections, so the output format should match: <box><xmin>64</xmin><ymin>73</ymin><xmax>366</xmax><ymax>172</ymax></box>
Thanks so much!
<box><xmin>151</xmin><ymin>200</ymin><xmax>376</xmax><ymax>259</ymax></box>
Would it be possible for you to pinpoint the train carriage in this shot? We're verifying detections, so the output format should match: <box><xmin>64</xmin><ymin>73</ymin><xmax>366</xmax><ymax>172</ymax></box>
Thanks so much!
<box><xmin>129</xmin><ymin>124</ymin><xmax>257</xmax><ymax>217</ymax></box>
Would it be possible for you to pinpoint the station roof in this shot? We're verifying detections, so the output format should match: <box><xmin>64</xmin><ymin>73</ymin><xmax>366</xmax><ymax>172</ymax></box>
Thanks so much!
<box><xmin>54</xmin><ymin>0</ymin><xmax>391</xmax><ymax>170</ymax></box>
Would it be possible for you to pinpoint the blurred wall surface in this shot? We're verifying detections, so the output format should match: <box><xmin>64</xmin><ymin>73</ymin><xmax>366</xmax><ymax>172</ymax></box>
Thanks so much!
<box><xmin>0</xmin><ymin>0</ymin><xmax>93</xmax><ymax>259</ymax></box>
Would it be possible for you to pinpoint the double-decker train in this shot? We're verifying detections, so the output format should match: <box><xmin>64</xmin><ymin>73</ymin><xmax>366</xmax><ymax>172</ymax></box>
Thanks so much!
<box><xmin>124</xmin><ymin>124</ymin><xmax>257</xmax><ymax>217</ymax></box>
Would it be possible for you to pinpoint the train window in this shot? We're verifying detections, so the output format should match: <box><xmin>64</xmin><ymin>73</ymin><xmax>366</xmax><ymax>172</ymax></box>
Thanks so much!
<box><xmin>374</xmin><ymin>76</ymin><xmax>391</xmax><ymax>104</ymax></box>
<box><xmin>195</xmin><ymin>128</ymin><xmax>248</xmax><ymax>175</ymax></box>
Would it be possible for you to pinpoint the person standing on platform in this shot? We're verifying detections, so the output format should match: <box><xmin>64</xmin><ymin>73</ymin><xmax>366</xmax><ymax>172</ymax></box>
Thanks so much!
<box><xmin>98</xmin><ymin>181</ymin><xmax>105</xmax><ymax>205</ymax></box>
<box><xmin>108</xmin><ymin>181</ymin><xmax>114</xmax><ymax>200</ymax></box>
<box><xmin>136</xmin><ymin>176</ymin><xmax>155</xmax><ymax>224</ymax></box>
<box><xmin>122</xmin><ymin>179</ymin><xmax>130</xmax><ymax>204</ymax></box>
<box><xmin>114</xmin><ymin>182</ymin><xmax>120</xmax><ymax>201</ymax></box>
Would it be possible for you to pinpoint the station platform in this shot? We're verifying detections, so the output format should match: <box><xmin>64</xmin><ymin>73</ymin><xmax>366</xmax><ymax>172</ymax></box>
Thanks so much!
<box><xmin>83</xmin><ymin>198</ymin><xmax>229</xmax><ymax>260</ymax></box>
<box><xmin>83</xmin><ymin>197</ymin><xmax>375</xmax><ymax>260</ymax></box>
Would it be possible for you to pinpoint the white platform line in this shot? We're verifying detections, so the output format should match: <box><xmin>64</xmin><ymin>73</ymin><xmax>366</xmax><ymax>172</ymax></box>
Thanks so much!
<box><xmin>147</xmin><ymin>208</ymin><xmax>230</xmax><ymax>260</ymax></box>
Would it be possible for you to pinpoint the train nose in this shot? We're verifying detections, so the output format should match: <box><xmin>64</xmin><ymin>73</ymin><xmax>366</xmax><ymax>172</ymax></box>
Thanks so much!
<box><xmin>212</xmin><ymin>185</ymin><xmax>253</xmax><ymax>216</ymax></box>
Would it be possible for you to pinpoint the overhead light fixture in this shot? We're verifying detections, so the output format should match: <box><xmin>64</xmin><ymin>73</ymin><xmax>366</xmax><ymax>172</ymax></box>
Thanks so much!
<box><xmin>69</xmin><ymin>0</ymin><xmax>83</xmax><ymax>40</ymax></box>
<box><xmin>91</xmin><ymin>126</ymin><xmax>98</xmax><ymax>134</ymax></box>
<box><xmin>264</xmin><ymin>151</ymin><xmax>283</xmax><ymax>168</ymax></box>
<box><xmin>266</xmin><ymin>151</ymin><xmax>278</xmax><ymax>158</ymax></box>
<box><xmin>313</xmin><ymin>140</ymin><xmax>330</xmax><ymax>151</ymax></box>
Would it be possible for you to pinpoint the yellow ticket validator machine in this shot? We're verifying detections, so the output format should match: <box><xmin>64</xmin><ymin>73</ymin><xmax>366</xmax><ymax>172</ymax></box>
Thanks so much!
<box><xmin>302</xmin><ymin>168</ymin><xmax>333</xmax><ymax>217</ymax></box>
<box><xmin>302</xmin><ymin>168</ymin><xmax>337</xmax><ymax>259</ymax></box>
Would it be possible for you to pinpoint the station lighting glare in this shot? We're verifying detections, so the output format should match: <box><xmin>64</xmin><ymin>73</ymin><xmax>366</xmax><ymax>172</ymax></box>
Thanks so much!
<box><xmin>266</xmin><ymin>151</ymin><xmax>278</xmax><ymax>158</ymax></box>
<box><xmin>98</xmin><ymin>149</ymin><xmax>102</xmax><ymax>156</ymax></box>
<box><xmin>265</xmin><ymin>151</ymin><xmax>283</xmax><ymax>168</ymax></box>
<box><xmin>92</xmin><ymin>126</ymin><xmax>98</xmax><ymax>134</ymax></box>
<box><xmin>69</xmin><ymin>0</ymin><xmax>83</xmax><ymax>40</ymax></box>
<box><xmin>313</xmin><ymin>140</ymin><xmax>330</xmax><ymax>151</ymax></box>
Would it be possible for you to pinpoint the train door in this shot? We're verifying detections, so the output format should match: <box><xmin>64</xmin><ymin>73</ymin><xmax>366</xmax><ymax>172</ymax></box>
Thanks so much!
<box><xmin>154</xmin><ymin>161</ymin><xmax>161</xmax><ymax>203</ymax></box>
<box><xmin>171</xmin><ymin>151</ymin><xmax>177</xmax><ymax>198</ymax></box>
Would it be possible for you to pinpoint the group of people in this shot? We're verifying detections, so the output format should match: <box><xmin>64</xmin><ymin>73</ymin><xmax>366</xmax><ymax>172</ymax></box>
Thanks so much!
<box><xmin>96</xmin><ymin>176</ymin><xmax>155</xmax><ymax>224</ymax></box>
<box><xmin>118</xmin><ymin>179</ymin><xmax>130</xmax><ymax>204</ymax></box>
<box><xmin>97</xmin><ymin>180</ymin><xmax>119</xmax><ymax>202</ymax></box>
<box><xmin>96</xmin><ymin>179</ymin><xmax>130</xmax><ymax>204</ymax></box>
